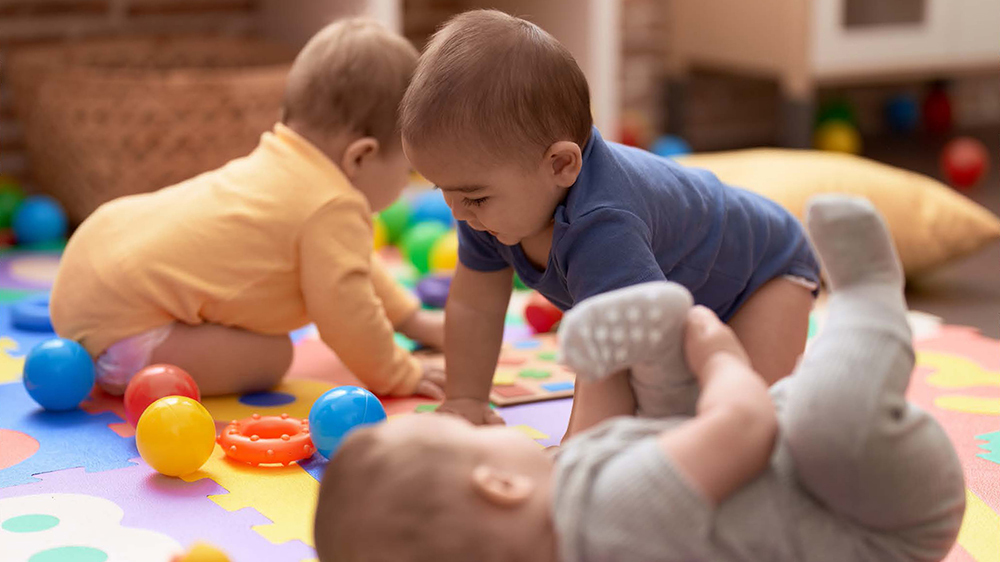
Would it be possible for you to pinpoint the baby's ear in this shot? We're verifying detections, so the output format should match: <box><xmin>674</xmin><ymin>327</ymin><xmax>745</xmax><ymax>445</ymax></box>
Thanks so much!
<box><xmin>470</xmin><ymin>464</ymin><xmax>535</xmax><ymax>507</ymax></box>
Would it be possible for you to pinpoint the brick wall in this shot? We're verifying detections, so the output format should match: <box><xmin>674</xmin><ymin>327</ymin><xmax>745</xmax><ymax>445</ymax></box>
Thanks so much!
<box><xmin>0</xmin><ymin>0</ymin><xmax>261</xmax><ymax>182</ymax></box>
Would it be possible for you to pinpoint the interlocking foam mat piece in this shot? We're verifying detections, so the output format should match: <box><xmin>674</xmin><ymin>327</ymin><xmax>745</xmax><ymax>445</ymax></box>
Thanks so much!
<box><xmin>0</xmin><ymin>250</ymin><xmax>997</xmax><ymax>561</ymax></box>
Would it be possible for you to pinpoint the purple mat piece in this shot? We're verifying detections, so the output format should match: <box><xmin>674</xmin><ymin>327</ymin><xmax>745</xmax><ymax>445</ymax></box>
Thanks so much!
<box><xmin>0</xmin><ymin>252</ymin><xmax>60</xmax><ymax>291</ymax></box>
<box><xmin>4</xmin><ymin>461</ymin><xmax>316</xmax><ymax>561</ymax></box>
<box><xmin>497</xmin><ymin>398</ymin><xmax>572</xmax><ymax>447</ymax></box>
<box><xmin>0</xmin><ymin>299</ymin><xmax>58</xmax><ymax>356</ymax></box>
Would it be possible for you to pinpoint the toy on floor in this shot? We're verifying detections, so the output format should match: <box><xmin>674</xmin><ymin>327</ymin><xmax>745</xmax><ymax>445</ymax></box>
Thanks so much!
<box><xmin>22</xmin><ymin>338</ymin><xmax>95</xmax><ymax>411</ymax></box>
<box><xmin>923</xmin><ymin>83</ymin><xmax>953</xmax><ymax>135</ymax></box>
<box><xmin>525</xmin><ymin>292</ymin><xmax>563</xmax><ymax>334</ymax></box>
<box><xmin>379</xmin><ymin>199</ymin><xmax>412</xmax><ymax>244</ymax></box>
<box><xmin>372</xmin><ymin>217</ymin><xmax>389</xmax><ymax>250</ymax></box>
<box><xmin>941</xmin><ymin>137</ymin><xmax>989</xmax><ymax>189</ymax></box>
<box><xmin>650</xmin><ymin>135</ymin><xmax>692</xmax><ymax>158</ymax></box>
<box><xmin>401</xmin><ymin>222</ymin><xmax>449</xmax><ymax>274</ymax></box>
<box><xmin>0</xmin><ymin>178</ymin><xmax>25</xmax><ymax>230</ymax></box>
<box><xmin>218</xmin><ymin>413</ymin><xmax>314</xmax><ymax>466</ymax></box>
<box><xmin>410</xmin><ymin>190</ymin><xmax>455</xmax><ymax>228</ymax></box>
<box><xmin>884</xmin><ymin>93</ymin><xmax>919</xmax><ymax>133</ymax></box>
<box><xmin>172</xmin><ymin>542</ymin><xmax>231</xmax><ymax>562</ymax></box>
<box><xmin>136</xmin><ymin>396</ymin><xmax>216</xmax><ymax>477</ymax></box>
<box><xmin>13</xmin><ymin>195</ymin><xmax>68</xmax><ymax>246</ymax></box>
<box><xmin>489</xmin><ymin>334</ymin><xmax>575</xmax><ymax>406</ymax></box>
<box><xmin>124</xmin><ymin>364</ymin><xmax>201</xmax><ymax>427</ymax></box>
<box><xmin>429</xmin><ymin>230</ymin><xmax>458</xmax><ymax>272</ymax></box>
<box><xmin>10</xmin><ymin>294</ymin><xmax>54</xmax><ymax>332</ymax></box>
<box><xmin>416</xmin><ymin>275</ymin><xmax>451</xmax><ymax>309</ymax></box>
<box><xmin>816</xmin><ymin>99</ymin><xmax>857</xmax><ymax>129</ymax></box>
<box><xmin>814</xmin><ymin>120</ymin><xmax>862</xmax><ymax>154</ymax></box>
<box><xmin>308</xmin><ymin>386</ymin><xmax>386</xmax><ymax>458</ymax></box>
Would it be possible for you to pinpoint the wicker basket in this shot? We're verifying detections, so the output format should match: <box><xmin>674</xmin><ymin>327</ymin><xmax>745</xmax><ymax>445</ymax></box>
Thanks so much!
<box><xmin>7</xmin><ymin>36</ymin><xmax>294</xmax><ymax>224</ymax></box>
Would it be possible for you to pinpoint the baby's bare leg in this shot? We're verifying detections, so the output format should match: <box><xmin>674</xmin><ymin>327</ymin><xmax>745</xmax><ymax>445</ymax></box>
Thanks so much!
<box><xmin>727</xmin><ymin>277</ymin><xmax>814</xmax><ymax>385</ymax></box>
<box><xmin>150</xmin><ymin>323</ymin><xmax>293</xmax><ymax>396</ymax></box>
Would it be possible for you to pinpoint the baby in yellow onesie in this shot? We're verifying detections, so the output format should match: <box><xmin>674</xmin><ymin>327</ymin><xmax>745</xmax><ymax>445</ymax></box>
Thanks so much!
<box><xmin>50</xmin><ymin>19</ymin><xmax>445</xmax><ymax>399</ymax></box>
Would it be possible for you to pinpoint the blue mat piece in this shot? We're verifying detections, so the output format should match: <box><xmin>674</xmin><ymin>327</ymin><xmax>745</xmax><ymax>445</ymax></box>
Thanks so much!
<box><xmin>0</xmin><ymin>294</ymin><xmax>57</xmax><ymax>357</ymax></box>
<box><xmin>0</xmin><ymin>382</ymin><xmax>138</xmax><ymax>488</ymax></box>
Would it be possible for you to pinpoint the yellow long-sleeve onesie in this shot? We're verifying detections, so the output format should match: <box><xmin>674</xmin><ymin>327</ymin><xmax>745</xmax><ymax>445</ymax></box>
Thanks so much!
<box><xmin>50</xmin><ymin>123</ymin><xmax>423</xmax><ymax>396</ymax></box>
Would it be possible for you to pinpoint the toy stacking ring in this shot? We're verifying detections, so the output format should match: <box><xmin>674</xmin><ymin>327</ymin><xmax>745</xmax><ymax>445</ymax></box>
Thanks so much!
<box><xmin>218</xmin><ymin>413</ymin><xmax>314</xmax><ymax>466</ymax></box>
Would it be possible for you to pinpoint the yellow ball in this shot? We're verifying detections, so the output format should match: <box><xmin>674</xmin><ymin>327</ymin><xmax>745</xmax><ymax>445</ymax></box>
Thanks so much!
<box><xmin>814</xmin><ymin>121</ymin><xmax>862</xmax><ymax>154</ymax></box>
<box><xmin>136</xmin><ymin>396</ymin><xmax>216</xmax><ymax>477</ymax></box>
<box><xmin>373</xmin><ymin>217</ymin><xmax>389</xmax><ymax>250</ymax></box>
<box><xmin>173</xmin><ymin>542</ymin><xmax>230</xmax><ymax>562</ymax></box>
<box><xmin>429</xmin><ymin>230</ymin><xmax>458</xmax><ymax>272</ymax></box>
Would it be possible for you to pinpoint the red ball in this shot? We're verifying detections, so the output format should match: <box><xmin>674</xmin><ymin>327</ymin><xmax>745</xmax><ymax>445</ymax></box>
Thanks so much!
<box><xmin>124</xmin><ymin>364</ymin><xmax>200</xmax><ymax>427</ymax></box>
<box><xmin>923</xmin><ymin>88</ymin><xmax>952</xmax><ymax>135</ymax></box>
<box><xmin>525</xmin><ymin>292</ymin><xmax>564</xmax><ymax>334</ymax></box>
<box><xmin>941</xmin><ymin>137</ymin><xmax>989</xmax><ymax>189</ymax></box>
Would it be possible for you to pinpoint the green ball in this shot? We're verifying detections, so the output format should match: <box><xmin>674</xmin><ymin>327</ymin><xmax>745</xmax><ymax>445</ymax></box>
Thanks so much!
<box><xmin>401</xmin><ymin>222</ymin><xmax>448</xmax><ymax>274</ymax></box>
<box><xmin>513</xmin><ymin>274</ymin><xmax>529</xmax><ymax>291</ymax></box>
<box><xmin>0</xmin><ymin>181</ymin><xmax>25</xmax><ymax>230</ymax></box>
<box><xmin>379</xmin><ymin>199</ymin><xmax>412</xmax><ymax>244</ymax></box>
<box><xmin>816</xmin><ymin>99</ymin><xmax>857</xmax><ymax>129</ymax></box>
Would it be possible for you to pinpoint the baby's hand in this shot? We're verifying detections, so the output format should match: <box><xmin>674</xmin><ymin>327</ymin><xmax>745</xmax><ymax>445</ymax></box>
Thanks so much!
<box><xmin>437</xmin><ymin>398</ymin><xmax>504</xmax><ymax>425</ymax></box>
<box><xmin>413</xmin><ymin>362</ymin><xmax>446</xmax><ymax>400</ymax></box>
<box><xmin>399</xmin><ymin>310</ymin><xmax>445</xmax><ymax>351</ymax></box>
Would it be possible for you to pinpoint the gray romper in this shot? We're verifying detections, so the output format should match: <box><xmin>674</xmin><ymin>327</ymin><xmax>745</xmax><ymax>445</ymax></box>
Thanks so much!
<box><xmin>553</xmin><ymin>280</ymin><xmax>966</xmax><ymax>562</ymax></box>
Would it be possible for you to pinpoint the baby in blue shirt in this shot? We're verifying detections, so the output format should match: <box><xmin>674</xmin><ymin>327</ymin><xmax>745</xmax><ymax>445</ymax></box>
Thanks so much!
<box><xmin>400</xmin><ymin>9</ymin><xmax>820</xmax><ymax>428</ymax></box>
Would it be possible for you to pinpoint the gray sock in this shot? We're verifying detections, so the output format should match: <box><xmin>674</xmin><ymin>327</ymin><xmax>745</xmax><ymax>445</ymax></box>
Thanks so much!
<box><xmin>559</xmin><ymin>281</ymin><xmax>699</xmax><ymax>418</ymax></box>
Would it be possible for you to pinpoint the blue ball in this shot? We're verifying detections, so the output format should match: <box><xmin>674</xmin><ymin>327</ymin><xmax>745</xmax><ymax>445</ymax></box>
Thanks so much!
<box><xmin>885</xmin><ymin>94</ymin><xmax>919</xmax><ymax>133</ymax></box>
<box><xmin>410</xmin><ymin>190</ymin><xmax>455</xmax><ymax>228</ymax></box>
<box><xmin>308</xmin><ymin>386</ymin><xmax>387</xmax><ymax>458</ymax></box>
<box><xmin>650</xmin><ymin>135</ymin><xmax>692</xmax><ymax>158</ymax></box>
<box><xmin>13</xmin><ymin>195</ymin><xmax>67</xmax><ymax>246</ymax></box>
<box><xmin>23</xmin><ymin>338</ymin><xmax>95</xmax><ymax>411</ymax></box>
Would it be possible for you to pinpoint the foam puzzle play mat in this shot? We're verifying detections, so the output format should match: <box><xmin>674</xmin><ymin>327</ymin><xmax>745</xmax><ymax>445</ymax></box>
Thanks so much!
<box><xmin>1</xmin><ymin>242</ymin><xmax>998</xmax><ymax>561</ymax></box>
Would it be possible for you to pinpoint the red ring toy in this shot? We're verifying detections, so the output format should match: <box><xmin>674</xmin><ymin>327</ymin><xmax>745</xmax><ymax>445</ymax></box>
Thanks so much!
<box><xmin>217</xmin><ymin>413</ymin><xmax>314</xmax><ymax>466</ymax></box>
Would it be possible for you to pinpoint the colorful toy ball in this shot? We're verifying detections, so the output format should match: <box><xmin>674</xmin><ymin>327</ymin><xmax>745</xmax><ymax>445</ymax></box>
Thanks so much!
<box><xmin>923</xmin><ymin>85</ymin><xmax>952</xmax><ymax>135</ymax></box>
<box><xmin>372</xmin><ymin>216</ymin><xmax>389</xmax><ymax>250</ymax></box>
<box><xmin>816</xmin><ymin>99</ymin><xmax>857</xmax><ymax>128</ymax></box>
<box><xmin>401</xmin><ymin>222</ymin><xmax>449</xmax><ymax>274</ymax></box>
<box><xmin>12</xmin><ymin>195</ymin><xmax>67</xmax><ymax>246</ymax></box>
<box><xmin>884</xmin><ymin>94</ymin><xmax>919</xmax><ymax>133</ymax></box>
<box><xmin>136</xmin><ymin>396</ymin><xmax>216</xmax><ymax>477</ymax></box>
<box><xmin>411</xmin><ymin>190</ymin><xmax>455</xmax><ymax>228</ymax></box>
<box><xmin>308</xmin><ymin>386</ymin><xmax>387</xmax><ymax>459</ymax></box>
<box><xmin>941</xmin><ymin>137</ymin><xmax>989</xmax><ymax>189</ymax></box>
<box><xmin>429</xmin><ymin>230</ymin><xmax>458</xmax><ymax>272</ymax></box>
<box><xmin>0</xmin><ymin>179</ymin><xmax>25</xmax><ymax>230</ymax></box>
<box><xmin>172</xmin><ymin>542</ymin><xmax>230</xmax><ymax>562</ymax></box>
<box><xmin>649</xmin><ymin>135</ymin><xmax>692</xmax><ymax>158</ymax></box>
<box><xmin>378</xmin><ymin>199</ymin><xmax>412</xmax><ymax>244</ymax></box>
<box><xmin>813</xmin><ymin>121</ymin><xmax>862</xmax><ymax>155</ymax></box>
<box><xmin>525</xmin><ymin>292</ymin><xmax>564</xmax><ymax>334</ymax></box>
<box><xmin>124</xmin><ymin>364</ymin><xmax>201</xmax><ymax>427</ymax></box>
<box><xmin>415</xmin><ymin>275</ymin><xmax>451</xmax><ymax>309</ymax></box>
<box><xmin>23</xmin><ymin>338</ymin><xmax>95</xmax><ymax>411</ymax></box>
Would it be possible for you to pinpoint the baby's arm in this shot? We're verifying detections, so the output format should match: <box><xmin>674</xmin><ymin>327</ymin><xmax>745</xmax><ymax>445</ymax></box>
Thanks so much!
<box><xmin>436</xmin><ymin>262</ymin><xmax>511</xmax><ymax>424</ymax></box>
<box><xmin>369</xmin><ymin>253</ymin><xmax>444</xmax><ymax>350</ymax></box>
<box><xmin>658</xmin><ymin>306</ymin><xmax>777</xmax><ymax>504</ymax></box>
<box><xmin>300</xmin><ymin>202</ymin><xmax>433</xmax><ymax>397</ymax></box>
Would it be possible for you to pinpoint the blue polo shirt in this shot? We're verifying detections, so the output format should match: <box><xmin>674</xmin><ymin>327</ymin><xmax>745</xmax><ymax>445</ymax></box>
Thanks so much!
<box><xmin>457</xmin><ymin>128</ymin><xmax>819</xmax><ymax>321</ymax></box>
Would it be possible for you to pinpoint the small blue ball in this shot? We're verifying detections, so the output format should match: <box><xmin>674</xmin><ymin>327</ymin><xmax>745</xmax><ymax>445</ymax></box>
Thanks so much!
<box><xmin>308</xmin><ymin>386</ymin><xmax>387</xmax><ymax>458</ymax></box>
<box><xmin>12</xmin><ymin>195</ymin><xmax>67</xmax><ymax>246</ymax></box>
<box><xmin>410</xmin><ymin>190</ymin><xmax>455</xmax><ymax>229</ymax></box>
<box><xmin>650</xmin><ymin>135</ymin><xmax>692</xmax><ymax>158</ymax></box>
<box><xmin>23</xmin><ymin>338</ymin><xmax>95</xmax><ymax>411</ymax></box>
<box><xmin>885</xmin><ymin>94</ymin><xmax>919</xmax><ymax>133</ymax></box>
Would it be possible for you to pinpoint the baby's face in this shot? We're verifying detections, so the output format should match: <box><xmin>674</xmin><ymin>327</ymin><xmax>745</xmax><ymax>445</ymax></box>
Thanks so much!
<box><xmin>405</xmin><ymin>141</ymin><xmax>565</xmax><ymax>246</ymax></box>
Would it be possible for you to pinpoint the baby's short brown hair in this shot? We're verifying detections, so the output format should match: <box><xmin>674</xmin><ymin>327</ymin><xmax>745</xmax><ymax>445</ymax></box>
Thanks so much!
<box><xmin>282</xmin><ymin>18</ymin><xmax>418</xmax><ymax>149</ymax></box>
<box><xmin>314</xmin><ymin>426</ymin><xmax>497</xmax><ymax>562</ymax></box>
<box><xmin>400</xmin><ymin>9</ymin><xmax>592</xmax><ymax>163</ymax></box>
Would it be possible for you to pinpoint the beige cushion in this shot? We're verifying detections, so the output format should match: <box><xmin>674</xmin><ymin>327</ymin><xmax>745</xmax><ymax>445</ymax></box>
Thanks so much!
<box><xmin>676</xmin><ymin>149</ymin><xmax>1000</xmax><ymax>276</ymax></box>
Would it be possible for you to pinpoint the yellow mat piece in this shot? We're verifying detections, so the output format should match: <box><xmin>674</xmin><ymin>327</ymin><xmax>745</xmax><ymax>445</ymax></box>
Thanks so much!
<box><xmin>920</xmin><ymin>351</ymin><xmax>1000</xmax><ymax>389</ymax></box>
<box><xmin>183</xmin><ymin>445</ymin><xmax>319</xmax><ymax>547</ymax></box>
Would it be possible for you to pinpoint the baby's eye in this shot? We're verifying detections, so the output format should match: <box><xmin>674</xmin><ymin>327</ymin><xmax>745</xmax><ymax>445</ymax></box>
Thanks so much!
<box><xmin>463</xmin><ymin>197</ymin><xmax>489</xmax><ymax>208</ymax></box>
